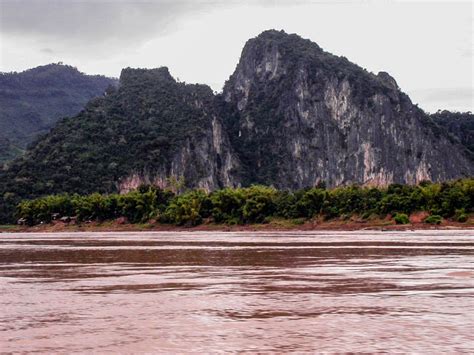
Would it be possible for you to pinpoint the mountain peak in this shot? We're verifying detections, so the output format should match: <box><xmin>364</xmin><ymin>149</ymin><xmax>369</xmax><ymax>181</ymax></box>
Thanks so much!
<box><xmin>377</xmin><ymin>71</ymin><xmax>399</xmax><ymax>90</ymax></box>
<box><xmin>250</xmin><ymin>29</ymin><xmax>322</xmax><ymax>50</ymax></box>
<box><xmin>119</xmin><ymin>67</ymin><xmax>175</xmax><ymax>87</ymax></box>
<box><xmin>0</xmin><ymin>31</ymin><xmax>472</xmax><ymax>224</ymax></box>
<box><xmin>0</xmin><ymin>63</ymin><xmax>117</xmax><ymax>164</ymax></box>
<box><xmin>255</xmin><ymin>29</ymin><xmax>287</xmax><ymax>39</ymax></box>
<box><xmin>222</xmin><ymin>31</ymin><xmax>472</xmax><ymax>188</ymax></box>
<box><xmin>0</xmin><ymin>63</ymin><xmax>84</xmax><ymax>79</ymax></box>
<box><xmin>225</xmin><ymin>30</ymin><xmax>323</xmax><ymax>97</ymax></box>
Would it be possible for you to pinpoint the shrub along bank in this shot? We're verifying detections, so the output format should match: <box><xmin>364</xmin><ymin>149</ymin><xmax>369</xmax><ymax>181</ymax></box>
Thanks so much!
<box><xmin>16</xmin><ymin>179</ymin><xmax>474</xmax><ymax>226</ymax></box>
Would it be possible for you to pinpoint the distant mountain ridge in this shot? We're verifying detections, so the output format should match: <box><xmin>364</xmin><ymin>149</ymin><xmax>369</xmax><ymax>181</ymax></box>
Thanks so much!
<box><xmin>0</xmin><ymin>63</ymin><xmax>117</xmax><ymax>163</ymax></box>
<box><xmin>0</xmin><ymin>30</ymin><xmax>472</xmax><ymax>222</ymax></box>
<box><xmin>430</xmin><ymin>110</ymin><xmax>473</xmax><ymax>158</ymax></box>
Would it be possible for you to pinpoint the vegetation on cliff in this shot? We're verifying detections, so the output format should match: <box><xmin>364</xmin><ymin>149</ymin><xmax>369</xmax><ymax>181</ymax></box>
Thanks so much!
<box><xmin>430</xmin><ymin>110</ymin><xmax>474</xmax><ymax>158</ymax></box>
<box><xmin>221</xmin><ymin>30</ymin><xmax>472</xmax><ymax>188</ymax></box>
<box><xmin>16</xmin><ymin>179</ymin><xmax>473</xmax><ymax>227</ymax></box>
<box><xmin>1</xmin><ymin>31</ymin><xmax>473</xmax><ymax>224</ymax></box>
<box><xmin>0</xmin><ymin>67</ymin><xmax>236</xmax><ymax>223</ymax></box>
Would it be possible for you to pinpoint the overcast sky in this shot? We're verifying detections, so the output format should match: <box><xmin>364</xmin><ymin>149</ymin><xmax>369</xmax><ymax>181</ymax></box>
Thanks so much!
<box><xmin>1</xmin><ymin>0</ymin><xmax>472</xmax><ymax>112</ymax></box>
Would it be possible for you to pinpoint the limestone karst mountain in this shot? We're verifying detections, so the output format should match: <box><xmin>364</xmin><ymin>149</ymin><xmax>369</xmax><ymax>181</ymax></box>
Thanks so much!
<box><xmin>0</xmin><ymin>30</ymin><xmax>472</xmax><ymax>222</ymax></box>
<box><xmin>221</xmin><ymin>30</ymin><xmax>472</xmax><ymax>188</ymax></box>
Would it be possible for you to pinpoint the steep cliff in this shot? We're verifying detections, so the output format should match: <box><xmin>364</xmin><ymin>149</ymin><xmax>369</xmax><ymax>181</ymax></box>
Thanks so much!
<box><xmin>111</xmin><ymin>68</ymin><xmax>240</xmax><ymax>192</ymax></box>
<box><xmin>0</xmin><ymin>63</ymin><xmax>117</xmax><ymax>163</ymax></box>
<box><xmin>221</xmin><ymin>30</ymin><xmax>472</xmax><ymax>188</ymax></box>
<box><xmin>0</xmin><ymin>30</ymin><xmax>472</xmax><ymax>223</ymax></box>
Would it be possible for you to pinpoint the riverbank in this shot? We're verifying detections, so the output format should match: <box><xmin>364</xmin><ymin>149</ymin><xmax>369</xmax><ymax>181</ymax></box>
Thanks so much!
<box><xmin>2</xmin><ymin>216</ymin><xmax>473</xmax><ymax>233</ymax></box>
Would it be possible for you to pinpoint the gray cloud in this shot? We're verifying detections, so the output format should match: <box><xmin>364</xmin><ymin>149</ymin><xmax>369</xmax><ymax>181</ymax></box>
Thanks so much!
<box><xmin>0</xmin><ymin>0</ymin><xmax>292</xmax><ymax>41</ymax></box>
<box><xmin>408</xmin><ymin>88</ymin><xmax>473</xmax><ymax>113</ymax></box>
<box><xmin>0</xmin><ymin>0</ymin><xmax>202</xmax><ymax>44</ymax></box>
<box><xmin>413</xmin><ymin>87</ymin><xmax>472</xmax><ymax>102</ymax></box>
<box><xmin>0</xmin><ymin>0</ymin><xmax>321</xmax><ymax>44</ymax></box>
<box><xmin>1</xmin><ymin>0</ymin><xmax>472</xmax><ymax>113</ymax></box>
<box><xmin>461</xmin><ymin>48</ymin><xmax>472</xmax><ymax>58</ymax></box>
<box><xmin>40</xmin><ymin>47</ymin><xmax>54</xmax><ymax>54</ymax></box>
<box><xmin>0</xmin><ymin>0</ymin><xmax>314</xmax><ymax>59</ymax></box>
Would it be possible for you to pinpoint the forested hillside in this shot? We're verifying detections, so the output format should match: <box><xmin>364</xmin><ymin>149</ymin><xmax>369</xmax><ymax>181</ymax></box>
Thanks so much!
<box><xmin>0</xmin><ymin>63</ymin><xmax>117</xmax><ymax>163</ymax></box>
<box><xmin>0</xmin><ymin>31</ymin><xmax>472</xmax><ymax>223</ymax></box>
<box><xmin>430</xmin><ymin>110</ymin><xmax>473</xmax><ymax>157</ymax></box>
<box><xmin>0</xmin><ymin>67</ymin><xmax>239</xmax><ymax>222</ymax></box>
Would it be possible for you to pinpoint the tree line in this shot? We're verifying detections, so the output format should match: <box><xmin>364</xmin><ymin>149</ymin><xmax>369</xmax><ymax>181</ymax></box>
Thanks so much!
<box><xmin>15</xmin><ymin>179</ymin><xmax>473</xmax><ymax>226</ymax></box>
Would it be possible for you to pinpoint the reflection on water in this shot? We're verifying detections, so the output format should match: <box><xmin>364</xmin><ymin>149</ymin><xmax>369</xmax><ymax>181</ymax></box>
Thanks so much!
<box><xmin>1</xmin><ymin>231</ymin><xmax>473</xmax><ymax>353</ymax></box>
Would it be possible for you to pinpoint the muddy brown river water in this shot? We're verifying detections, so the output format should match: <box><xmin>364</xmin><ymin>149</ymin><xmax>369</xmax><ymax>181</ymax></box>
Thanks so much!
<box><xmin>1</xmin><ymin>230</ymin><xmax>473</xmax><ymax>353</ymax></box>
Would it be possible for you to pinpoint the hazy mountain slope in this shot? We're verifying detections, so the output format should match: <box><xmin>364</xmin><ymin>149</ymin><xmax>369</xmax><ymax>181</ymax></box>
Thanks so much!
<box><xmin>0</xmin><ymin>137</ymin><xmax>23</xmax><ymax>164</ymax></box>
<box><xmin>0</xmin><ymin>63</ymin><xmax>117</xmax><ymax>163</ymax></box>
<box><xmin>221</xmin><ymin>30</ymin><xmax>472</xmax><ymax>188</ymax></box>
<box><xmin>430</xmin><ymin>110</ymin><xmax>474</xmax><ymax>157</ymax></box>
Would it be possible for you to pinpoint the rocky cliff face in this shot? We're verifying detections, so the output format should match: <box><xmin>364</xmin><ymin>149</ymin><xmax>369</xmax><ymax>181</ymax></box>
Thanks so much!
<box><xmin>221</xmin><ymin>30</ymin><xmax>472</xmax><ymax>188</ymax></box>
<box><xmin>116</xmin><ymin>68</ymin><xmax>240</xmax><ymax>192</ymax></box>
<box><xmin>118</xmin><ymin>114</ymin><xmax>239</xmax><ymax>193</ymax></box>
<box><xmin>1</xmin><ymin>30</ymin><xmax>472</xmax><ymax>223</ymax></box>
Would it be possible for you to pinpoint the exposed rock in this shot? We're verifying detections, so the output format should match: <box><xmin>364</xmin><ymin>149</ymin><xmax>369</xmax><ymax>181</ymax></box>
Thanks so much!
<box><xmin>114</xmin><ymin>68</ymin><xmax>241</xmax><ymax>193</ymax></box>
<box><xmin>0</xmin><ymin>30</ymin><xmax>472</xmax><ymax>224</ymax></box>
<box><xmin>221</xmin><ymin>30</ymin><xmax>472</xmax><ymax>188</ymax></box>
<box><xmin>377</xmin><ymin>71</ymin><xmax>398</xmax><ymax>90</ymax></box>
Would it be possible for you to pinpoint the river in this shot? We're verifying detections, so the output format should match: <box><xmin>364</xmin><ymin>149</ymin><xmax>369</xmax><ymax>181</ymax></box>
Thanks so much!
<box><xmin>1</xmin><ymin>230</ymin><xmax>473</xmax><ymax>353</ymax></box>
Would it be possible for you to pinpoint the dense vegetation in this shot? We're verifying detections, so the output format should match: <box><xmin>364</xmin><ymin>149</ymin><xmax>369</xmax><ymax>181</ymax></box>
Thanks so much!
<box><xmin>0</xmin><ymin>137</ymin><xmax>22</xmax><ymax>164</ymax></box>
<box><xmin>0</xmin><ymin>63</ymin><xmax>116</xmax><ymax>163</ymax></box>
<box><xmin>0</xmin><ymin>67</ymin><xmax>222</xmax><ymax>223</ymax></box>
<box><xmin>1</xmin><ymin>32</ymin><xmax>472</xmax><ymax>225</ymax></box>
<box><xmin>16</xmin><ymin>179</ymin><xmax>473</xmax><ymax>226</ymax></box>
<box><xmin>431</xmin><ymin>110</ymin><xmax>474</xmax><ymax>158</ymax></box>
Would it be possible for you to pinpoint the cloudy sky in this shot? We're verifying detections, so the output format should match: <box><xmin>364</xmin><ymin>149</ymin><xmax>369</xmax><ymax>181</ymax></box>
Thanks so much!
<box><xmin>1</xmin><ymin>0</ymin><xmax>472</xmax><ymax>112</ymax></box>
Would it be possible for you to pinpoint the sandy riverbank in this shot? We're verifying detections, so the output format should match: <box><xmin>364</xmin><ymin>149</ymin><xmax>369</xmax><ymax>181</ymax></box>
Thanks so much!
<box><xmin>2</xmin><ymin>216</ymin><xmax>473</xmax><ymax>233</ymax></box>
